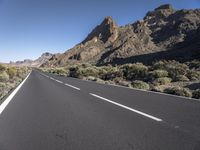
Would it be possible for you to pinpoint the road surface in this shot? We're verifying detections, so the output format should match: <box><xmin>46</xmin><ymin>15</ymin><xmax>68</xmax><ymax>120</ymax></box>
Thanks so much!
<box><xmin>0</xmin><ymin>70</ymin><xmax>200</xmax><ymax>150</ymax></box>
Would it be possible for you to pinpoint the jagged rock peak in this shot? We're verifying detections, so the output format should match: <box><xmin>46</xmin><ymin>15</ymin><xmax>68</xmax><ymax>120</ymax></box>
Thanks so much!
<box><xmin>41</xmin><ymin>52</ymin><xmax>52</xmax><ymax>57</ymax></box>
<box><xmin>82</xmin><ymin>16</ymin><xmax>118</xmax><ymax>44</ymax></box>
<box><xmin>145</xmin><ymin>4</ymin><xmax>175</xmax><ymax>19</ymax></box>
<box><xmin>102</xmin><ymin>16</ymin><xmax>117</xmax><ymax>26</ymax></box>
<box><xmin>155</xmin><ymin>4</ymin><xmax>174</xmax><ymax>11</ymax></box>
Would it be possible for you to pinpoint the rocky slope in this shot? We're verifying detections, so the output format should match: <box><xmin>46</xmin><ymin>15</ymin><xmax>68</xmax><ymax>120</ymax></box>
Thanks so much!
<box><xmin>43</xmin><ymin>4</ymin><xmax>200</xmax><ymax>67</ymax></box>
<box><xmin>12</xmin><ymin>52</ymin><xmax>53</xmax><ymax>67</ymax></box>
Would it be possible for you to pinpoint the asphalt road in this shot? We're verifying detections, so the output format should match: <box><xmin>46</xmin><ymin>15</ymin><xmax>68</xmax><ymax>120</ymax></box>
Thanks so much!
<box><xmin>0</xmin><ymin>70</ymin><xmax>200</xmax><ymax>150</ymax></box>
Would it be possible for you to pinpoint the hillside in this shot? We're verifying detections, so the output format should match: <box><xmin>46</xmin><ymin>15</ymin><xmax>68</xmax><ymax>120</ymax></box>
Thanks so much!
<box><xmin>42</xmin><ymin>4</ymin><xmax>200</xmax><ymax>67</ymax></box>
<box><xmin>11</xmin><ymin>52</ymin><xmax>53</xmax><ymax>67</ymax></box>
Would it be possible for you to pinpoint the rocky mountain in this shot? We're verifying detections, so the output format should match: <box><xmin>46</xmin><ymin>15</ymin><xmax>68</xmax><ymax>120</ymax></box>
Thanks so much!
<box><xmin>12</xmin><ymin>52</ymin><xmax>53</xmax><ymax>67</ymax></box>
<box><xmin>43</xmin><ymin>4</ymin><xmax>200</xmax><ymax>67</ymax></box>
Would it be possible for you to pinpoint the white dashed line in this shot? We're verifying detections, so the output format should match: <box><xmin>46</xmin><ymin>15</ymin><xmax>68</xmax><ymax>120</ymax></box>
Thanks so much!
<box><xmin>41</xmin><ymin>73</ymin><xmax>80</xmax><ymax>91</ymax></box>
<box><xmin>55</xmin><ymin>80</ymin><xmax>63</xmax><ymax>83</ymax></box>
<box><xmin>64</xmin><ymin>83</ymin><xmax>80</xmax><ymax>90</ymax></box>
<box><xmin>40</xmin><ymin>72</ymin><xmax>163</xmax><ymax>121</ymax></box>
<box><xmin>90</xmin><ymin>93</ymin><xmax>163</xmax><ymax>122</ymax></box>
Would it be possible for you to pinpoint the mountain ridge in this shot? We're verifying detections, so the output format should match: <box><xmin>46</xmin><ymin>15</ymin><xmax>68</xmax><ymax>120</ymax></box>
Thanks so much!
<box><xmin>11</xmin><ymin>52</ymin><xmax>53</xmax><ymax>67</ymax></box>
<box><xmin>42</xmin><ymin>4</ymin><xmax>200</xmax><ymax>67</ymax></box>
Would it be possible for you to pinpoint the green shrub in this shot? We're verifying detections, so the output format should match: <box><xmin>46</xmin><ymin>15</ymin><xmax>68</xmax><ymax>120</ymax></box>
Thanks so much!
<box><xmin>131</xmin><ymin>80</ymin><xmax>150</xmax><ymax>90</ymax></box>
<box><xmin>113</xmin><ymin>77</ymin><xmax>124</xmax><ymax>83</ymax></box>
<box><xmin>0</xmin><ymin>82</ymin><xmax>6</xmax><ymax>88</ymax></box>
<box><xmin>69</xmin><ymin>66</ymin><xmax>99</xmax><ymax>78</ymax></box>
<box><xmin>153</xmin><ymin>61</ymin><xmax>189</xmax><ymax>81</ymax></box>
<box><xmin>101</xmin><ymin>67</ymin><xmax>123</xmax><ymax>80</ymax></box>
<box><xmin>192</xmin><ymin>89</ymin><xmax>200</xmax><ymax>99</ymax></box>
<box><xmin>81</xmin><ymin>67</ymin><xmax>99</xmax><ymax>77</ymax></box>
<box><xmin>98</xmin><ymin>66</ymin><xmax>110</xmax><ymax>79</ymax></box>
<box><xmin>81</xmin><ymin>63</ymin><xmax>92</xmax><ymax>68</ymax></box>
<box><xmin>7</xmin><ymin>67</ymin><xmax>17</xmax><ymax>79</ymax></box>
<box><xmin>17</xmin><ymin>68</ymin><xmax>28</xmax><ymax>78</ymax></box>
<box><xmin>154</xmin><ymin>77</ymin><xmax>172</xmax><ymax>85</ymax></box>
<box><xmin>164</xmin><ymin>87</ymin><xmax>192</xmax><ymax>97</ymax></box>
<box><xmin>0</xmin><ymin>64</ymin><xmax>6</xmax><ymax>72</ymax></box>
<box><xmin>151</xmin><ymin>69</ymin><xmax>168</xmax><ymax>78</ymax></box>
<box><xmin>175</xmin><ymin>75</ymin><xmax>189</xmax><ymax>82</ymax></box>
<box><xmin>167</xmin><ymin>62</ymin><xmax>189</xmax><ymax>80</ymax></box>
<box><xmin>121</xmin><ymin>63</ymin><xmax>148</xmax><ymax>80</ymax></box>
<box><xmin>55</xmin><ymin>68</ymin><xmax>68</xmax><ymax>76</ymax></box>
<box><xmin>150</xmin><ymin>85</ymin><xmax>164</xmax><ymax>92</ymax></box>
<box><xmin>186</xmin><ymin>70</ymin><xmax>200</xmax><ymax>81</ymax></box>
<box><xmin>68</xmin><ymin>66</ymin><xmax>79</xmax><ymax>77</ymax></box>
<box><xmin>0</xmin><ymin>71</ymin><xmax>9</xmax><ymax>82</ymax></box>
<box><xmin>152</xmin><ymin>61</ymin><xmax>166</xmax><ymax>70</ymax></box>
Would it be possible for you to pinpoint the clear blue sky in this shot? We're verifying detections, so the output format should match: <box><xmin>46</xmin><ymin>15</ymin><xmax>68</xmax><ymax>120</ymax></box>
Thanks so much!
<box><xmin>0</xmin><ymin>0</ymin><xmax>199</xmax><ymax>62</ymax></box>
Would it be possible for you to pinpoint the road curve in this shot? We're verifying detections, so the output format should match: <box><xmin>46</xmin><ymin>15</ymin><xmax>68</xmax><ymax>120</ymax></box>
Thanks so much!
<box><xmin>0</xmin><ymin>70</ymin><xmax>199</xmax><ymax>150</ymax></box>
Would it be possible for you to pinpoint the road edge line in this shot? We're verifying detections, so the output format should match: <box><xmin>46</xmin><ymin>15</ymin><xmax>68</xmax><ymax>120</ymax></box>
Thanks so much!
<box><xmin>0</xmin><ymin>71</ymin><xmax>31</xmax><ymax>115</ymax></box>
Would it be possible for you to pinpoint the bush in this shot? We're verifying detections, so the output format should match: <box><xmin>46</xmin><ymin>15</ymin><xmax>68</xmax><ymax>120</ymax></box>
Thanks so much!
<box><xmin>113</xmin><ymin>77</ymin><xmax>124</xmax><ymax>83</ymax></box>
<box><xmin>68</xmin><ymin>66</ymin><xmax>79</xmax><ymax>77</ymax></box>
<box><xmin>101</xmin><ymin>67</ymin><xmax>123</xmax><ymax>80</ymax></box>
<box><xmin>0</xmin><ymin>71</ymin><xmax>9</xmax><ymax>82</ymax></box>
<box><xmin>175</xmin><ymin>75</ymin><xmax>189</xmax><ymax>82</ymax></box>
<box><xmin>131</xmin><ymin>80</ymin><xmax>150</xmax><ymax>90</ymax></box>
<box><xmin>167</xmin><ymin>62</ymin><xmax>188</xmax><ymax>80</ymax></box>
<box><xmin>192</xmin><ymin>89</ymin><xmax>200</xmax><ymax>99</ymax></box>
<box><xmin>121</xmin><ymin>63</ymin><xmax>148</xmax><ymax>80</ymax></box>
<box><xmin>0</xmin><ymin>82</ymin><xmax>6</xmax><ymax>88</ymax></box>
<box><xmin>151</xmin><ymin>69</ymin><xmax>168</xmax><ymax>78</ymax></box>
<box><xmin>150</xmin><ymin>85</ymin><xmax>164</xmax><ymax>92</ymax></box>
<box><xmin>152</xmin><ymin>61</ymin><xmax>166</xmax><ymax>70</ymax></box>
<box><xmin>0</xmin><ymin>64</ymin><xmax>6</xmax><ymax>72</ymax></box>
<box><xmin>186</xmin><ymin>70</ymin><xmax>200</xmax><ymax>81</ymax></box>
<box><xmin>17</xmin><ymin>68</ymin><xmax>28</xmax><ymax>78</ymax></box>
<box><xmin>153</xmin><ymin>61</ymin><xmax>189</xmax><ymax>81</ymax></box>
<box><xmin>7</xmin><ymin>67</ymin><xmax>17</xmax><ymax>79</ymax></box>
<box><xmin>81</xmin><ymin>67</ymin><xmax>99</xmax><ymax>78</ymax></box>
<box><xmin>69</xmin><ymin>66</ymin><xmax>99</xmax><ymax>78</ymax></box>
<box><xmin>154</xmin><ymin>77</ymin><xmax>172</xmax><ymax>85</ymax></box>
<box><xmin>98</xmin><ymin>66</ymin><xmax>110</xmax><ymax>79</ymax></box>
<box><xmin>55</xmin><ymin>68</ymin><xmax>68</xmax><ymax>76</ymax></box>
<box><xmin>164</xmin><ymin>87</ymin><xmax>192</xmax><ymax>97</ymax></box>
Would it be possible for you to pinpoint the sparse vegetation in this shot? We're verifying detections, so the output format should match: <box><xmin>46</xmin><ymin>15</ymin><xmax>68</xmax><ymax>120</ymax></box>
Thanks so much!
<box><xmin>164</xmin><ymin>87</ymin><xmax>192</xmax><ymax>97</ymax></box>
<box><xmin>7</xmin><ymin>67</ymin><xmax>17</xmax><ymax>79</ymax></box>
<box><xmin>40</xmin><ymin>60</ymin><xmax>200</xmax><ymax>99</ymax></box>
<box><xmin>0</xmin><ymin>71</ymin><xmax>9</xmax><ymax>82</ymax></box>
<box><xmin>121</xmin><ymin>63</ymin><xmax>148</xmax><ymax>80</ymax></box>
<box><xmin>0</xmin><ymin>64</ymin><xmax>30</xmax><ymax>102</ymax></box>
<box><xmin>150</xmin><ymin>69</ymin><xmax>168</xmax><ymax>78</ymax></box>
<box><xmin>175</xmin><ymin>75</ymin><xmax>189</xmax><ymax>82</ymax></box>
<box><xmin>153</xmin><ymin>77</ymin><xmax>172</xmax><ymax>85</ymax></box>
<box><xmin>131</xmin><ymin>80</ymin><xmax>150</xmax><ymax>90</ymax></box>
<box><xmin>192</xmin><ymin>89</ymin><xmax>200</xmax><ymax>99</ymax></box>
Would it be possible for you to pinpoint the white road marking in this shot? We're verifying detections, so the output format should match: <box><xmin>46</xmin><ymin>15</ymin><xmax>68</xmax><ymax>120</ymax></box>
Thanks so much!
<box><xmin>0</xmin><ymin>72</ymin><xmax>31</xmax><ymax>115</ymax></box>
<box><xmin>64</xmin><ymin>83</ymin><xmax>80</xmax><ymax>90</ymax></box>
<box><xmin>40</xmin><ymin>73</ymin><xmax>80</xmax><ymax>91</ymax></box>
<box><xmin>55</xmin><ymin>80</ymin><xmax>63</xmax><ymax>83</ymax></box>
<box><xmin>90</xmin><ymin>93</ymin><xmax>163</xmax><ymax>122</ymax></box>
